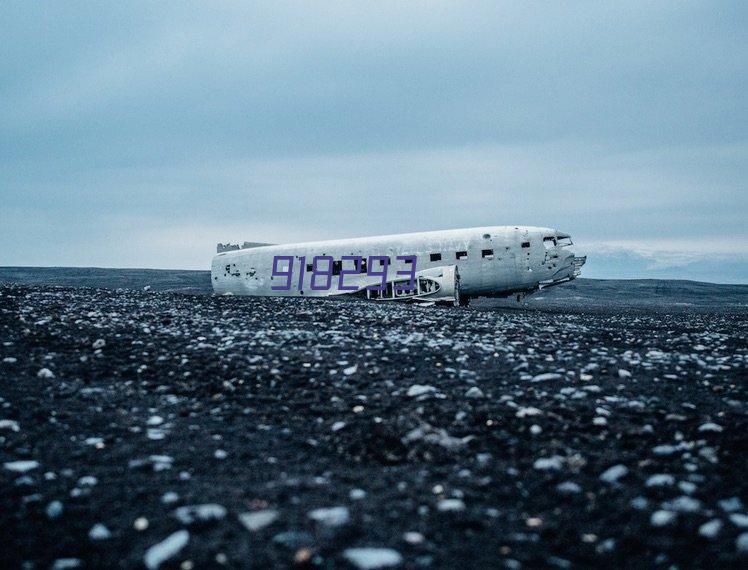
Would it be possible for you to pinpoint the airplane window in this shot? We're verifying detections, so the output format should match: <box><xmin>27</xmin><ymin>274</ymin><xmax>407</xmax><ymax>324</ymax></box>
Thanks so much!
<box><xmin>430</xmin><ymin>253</ymin><xmax>442</xmax><ymax>262</ymax></box>
<box><xmin>456</xmin><ymin>251</ymin><xmax>468</xmax><ymax>260</ymax></box>
<box><xmin>332</xmin><ymin>260</ymin><xmax>342</xmax><ymax>276</ymax></box>
<box><xmin>306</xmin><ymin>263</ymin><xmax>313</xmax><ymax>272</ymax></box>
<box><xmin>482</xmin><ymin>249</ymin><xmax>494</xmax><ymax>258</ymax></box>
<box><xmin>379</xmin><ymin>257</ymin><xmax>390</xmax><ymax>266</ymax></box>
<box><xmin>521</xmin><ymin>242</ymin><xmax>531</xmax><ymax>248</ymax></box>
<box><xmin>543</xmin><ymin>237</ymin><xmax>556</xmax><ymax>249</ymax></box>
<box><xmin>359</xmin><ymin>258</ymin><xmax>368</xmax><ymax>273</ymax></box>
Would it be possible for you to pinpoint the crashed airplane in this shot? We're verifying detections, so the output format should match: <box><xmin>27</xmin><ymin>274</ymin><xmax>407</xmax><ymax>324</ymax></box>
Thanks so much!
<box><xmin>212</xmin><ymin>226</ymin><xmax>585</xmax><ymax>306</ymax></box>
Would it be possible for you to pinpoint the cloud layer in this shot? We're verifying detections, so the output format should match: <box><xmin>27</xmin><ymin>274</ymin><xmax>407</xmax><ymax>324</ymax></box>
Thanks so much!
<box><xmin>1</xmin><ymin>2</ymin><xmax>746</xmax><ymax>282</ymax></box>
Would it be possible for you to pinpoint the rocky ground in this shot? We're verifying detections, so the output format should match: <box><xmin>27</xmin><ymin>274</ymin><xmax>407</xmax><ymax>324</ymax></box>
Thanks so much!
<box><xmin>1</xmin><ymin>284</ymin><xmax>746</xmax><ymax>569</ymax></box>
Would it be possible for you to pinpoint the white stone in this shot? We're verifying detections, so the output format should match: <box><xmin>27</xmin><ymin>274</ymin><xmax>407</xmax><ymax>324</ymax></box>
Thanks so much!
<box><xmin>404</xmin><ymin>531</ymin><xmax>424</xmax><ymax>544</ymax></box>
<box><xmin>663</xmin><ymin>496</ymin><xmax>701</xmax><ymax>513</ymax></box>
<box><xmin>617</xmin><ymin>369</ymin><xmax>632</xmax><ymax>379</ymax></box>
<box><xmin>0</xmin><ymin>419</ymin><xmax>20</xmax><ymax>431</ymax></box>
<box><xmin>92</xmin><ymin>339</ymin><xmax>106</xmax><ymax>349</ymax></box>
<box><xmin>698</xmin><ymin>422</ymin><xmax>723</xmax><ymax>433</ymax></box>
<box><xmin>645</xmin><ymin>474</ymin><xmax>675</xmax><ymax>488</ymax></box>
<box><xmin>651</xmin><ymin>510</ymin><xmax>677</xmax><ymax>527</ymax></box>
<box><xmin>51</xmin><ymin>559</ymin><xmax>82</xmax><ymax>570</ymax></box>
<box><xmin>174</xmin><ymin>504</ymin><xmax>227</xmax><ymax>525</ymax></box>
<box><xmin>331</xmin><ymin>421</ymin><xmax>347</xmax><ymax>432</ymax></box>
<box><xmin>534</xmin><ymin>456</ymin><xmax>564</xmax><ymax>471</ymax></box>
<box><xmin>46</xmin><ymin>500</ymin><xmax>64</xmax><ymax>519</ymax></box>
<box><xmin>465</xmin><ymin>387</ymin><xmax>484</xmax><ymax>399</ymax></box>
<box><xmin>737</xmin><ymin>532</ymin><xmax>748</xmax><ymax>553</ymax></box>
<box><xmin>144</xmin><ymin>530</ymin><xmax>190</xmax><ymax>570</ymax></box>
<box><xmin>4</xmin><ymin>460</ymin><xmax>40</xmax><ymax>473</ymax></box>
<box><xmin>437</xmin><ymin>499</ymin><xmax>466</xmax><ymax>512</ymax></box>
<box><xmin>719</xmin><ymin>497</ymin><xmax>744</xmax><ymax>513</ymax></box>
<box><xmin>37</xmin><ymin>368</ymin><xmax>55</xmax><ymax>379</ymax></box>
<box><xmin>556</xmin><ymin>481</ymin><xmax>582</xmax><ymax>494</ymax></box>
<box><xmin>2</xmin><ymin>357</ymin><xmax>17</xmax><ymax>364</ymax></box>
<box><xmin>343</xmin><ymin>548</ymin><xmax>403</xmax><ymax>569</ymax></box>
<box><xmin>516</xmin><ymin>407</ymin><xmax>542</xmax><ymax>418</ymax></box>
<box><xmin>308</xmin><ymin>506</ymin><xmax>350</xmax><ymax>527</ymax></box>
<box><xmin>600</xmin><ymin>464</ymin><xmax>628</xmax><ymax>484</ymax></box>
<box><xmin>698</xmin><ymin>519</ymin><xmax>722</xmax><ymax>539</ymax></box>
<box><xmin>89</xmin><ymin>523</ymin><xmax>111</xmax><ymax>540</ymax></box>
<box><xmin>406</xmin><ymin>385</ymin><xmax>436</xmax><ymax>397</ymax></box>
<box><xmin>530</xmin><ymin>373</ymin><xmax>562</xmax><ymax>382</ymax></box>
<box><xmin>161</xmin><ymin>492</ymin><xmax>179</xmax><ymax>504</ymax></box>
<box><xmin>238</xmin><ymin>509</ymin><xmax>279</xmax><ymax>531</ymax></box>
<box><xmin>147</xmin><ymin>415</ymin><xmax>164</xmax><ymax>426</ymax></box>
<box><xmin>343</xmin><ymin>364</ymin><xmax>358</xmax><ymax>376</ymax></box>
<box><xmin>730</xmin><ymin>513</ymin><xmax>748</xmax><ymax>528</ymax></box>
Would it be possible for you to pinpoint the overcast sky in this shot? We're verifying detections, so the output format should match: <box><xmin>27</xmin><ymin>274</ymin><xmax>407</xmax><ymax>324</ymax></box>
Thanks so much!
<box><xmin>1</xmin><ymin>1</ymin><xmax>746</xmax><ymax>282</ymax></box>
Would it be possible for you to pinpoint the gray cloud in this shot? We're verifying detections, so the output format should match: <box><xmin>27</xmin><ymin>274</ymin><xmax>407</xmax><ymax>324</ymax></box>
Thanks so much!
<box><xmin>1</xmin><ymin>2</ymin><xmax>746</xmax><ymax>281</ymax></box>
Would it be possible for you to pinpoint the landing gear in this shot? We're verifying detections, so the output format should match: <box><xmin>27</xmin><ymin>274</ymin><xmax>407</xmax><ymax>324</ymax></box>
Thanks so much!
<box><xmin>515</xmin><ymin>292</ymin><xmax>526</xmax><ymax>306</ymax></box>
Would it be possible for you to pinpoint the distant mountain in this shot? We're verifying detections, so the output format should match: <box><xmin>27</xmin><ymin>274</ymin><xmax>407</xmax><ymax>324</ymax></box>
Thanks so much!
<box><xmin>1</xmin><ymin>266</ymin><xmax>746</xmax><ymax>310</ymax></box>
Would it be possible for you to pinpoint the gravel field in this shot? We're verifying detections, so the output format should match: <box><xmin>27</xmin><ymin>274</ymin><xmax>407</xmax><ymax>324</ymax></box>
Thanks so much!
<box><xmin>1</xmin><ymin>284</ymin><xmax>746</xmax><ymax>569</ymax></box>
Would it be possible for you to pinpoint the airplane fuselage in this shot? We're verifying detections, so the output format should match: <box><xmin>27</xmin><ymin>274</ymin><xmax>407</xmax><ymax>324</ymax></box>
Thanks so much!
<box><xmin>211</xmin><ymin>226</ymin><xmax>584</xmax><ymax>303</ymax></box>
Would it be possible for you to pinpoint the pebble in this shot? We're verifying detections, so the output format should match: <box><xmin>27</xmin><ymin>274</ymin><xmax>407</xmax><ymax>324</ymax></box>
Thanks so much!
<box><xmin>719</xmin><ymin>497</ymin><xmax>744</xmax><ymax>513</ymax></box>
<box><xmin>698</xmin><ymin>422</ymin><xmax>723</xmax><ymax>433</ymax></box>
<box><xmin>144</xmin><ymin>530</ymin><xmax>190</xmax><ymax>570</ymax></box>
<box><xmin>465</xmin><ymin>387</ymin><xmax>484</xmax><ymax>398</ymax></box>
<box><xmin>350</xmin><ymin>489</ymin><xmax>367</xmax><ymax>500</ymax></box>
<box><xmin>698</xmin><ymin>519</ymin><xmax>722</xmax><ymax>539</ymax></box>
<box><xmin>617</xmin><ymin>369</ymin><xmax>632</xmax><ymax>379</ymax></box>
<box><xmin>663</xmin><ymin>496</ymin><xmax>701</xmax><ymax>513</ymax></box>
<box><xmin>534</xmin><ymin>456</ymin><xmax>564</xmax><ymax>471</ymax></box>
<box><xmin>308</xmin><ymin>506</ymin><xmax>350</xmax><ymax>527</ymax></box>
<box><xmin>556</xmin><ymin>481</ymin><xmax>582</xmax><ymax>495</ymax></box>
<box><xmin>404</xmin><ymin>531</ymin><xmax>424</xmax><ymax>544</ymax></box>
<box><xmin>531</xmin><ymin>373</ymin><xmax>562</xmax><ymax>382</ymax></box>
<box><xmin>343</xmin><ymin>547</ymin><xmax>403</xmax><ymax>569</ymax></box>
<box><xmin>214</xmin><ymin>449</ymin><xmax>228</xmax><ymax>459</ymax></box>
<box><xmin>645</xmin><ymin>474</ymin><xmax>675</xmax><ymax>488</ymax></box>
<box><xmin>89</xmin><ymin>523</ymin><xmax>111</xmax><ymax>540</ymax></box>
<box><xmin>37</xmin><ymin>368</ymin><xmax>55</xmax><ymax>379</ymax></box>
<box><xmin>51</xmin><ymin>559</ymin><xmax>82</xmax><ymax>570</ymax></box>
<box><xmin>651</xmin><ymin>510</ymin><xmax>677</xmax><ymax>527</ymax></box>
<box><xmin>730</xmin><ymin>513</ymin><xmax>748</xmax><ymax>528</ymax></box>
<box><xmin>737</xmin><ymin>532</ymin><xmax>748</xmax><ymax>553</ymax></box>
<box><xmin>174</xmin><ymin>504</ymin><xmax>227</xmax><ymax>525</ymax></box>
<box><xmin>516</xmin><ymin>407</ymin><xmax>542</xmax><ymax>418</ymax></box>
<box><xmin>46</xmin><ymin>500</ymin><xmax>64</xmax><ymax>519</ymax></box>
<box><xmin>161</xmin><ymin>492</ymin><xmax>180</xmax><ymax>504</ymax></box>
<box><xmin>2</xmin><ymin>357</ymin><xmax>17</xmax><ymax>363</ymax></box>
<box><xmin>4</xmin><ymin>460</ymin><xmax>40</xmax><ymax>473</ymax></box>
<box><xmin>437</xmin><ymin>499</ymin><xmax>466</xmax><ymax>512</ymax></box>
<box><xmin>92</xmin><ymin>338</ymin><xmax>106</xmax><ymax>349</ymax></box>
<box><xmin>147</xmin><ymin>415</ymin><xmax>164</xmax><ymax>426</ymax></box>
<box><xmin>331</xmin><ymin>421</ymin><xmax>347</xmax><ymax>432</ymax></box>
<box><xmin>239</xmin><ymin>509</ymin><xmax>279</xmax><ymax>531</ymax></box>
<box><xmin>406</xmin><ymin>385</ymin><xmax>436</xmax><ymax>397</ymax></box>
<box><xmin>600</xmin><ymin>464</ymin><xmax>628</xmax><ymax>484</ymax></box>
<box><xmin>0</xmin><ymin>419</ymin><xmax>20</xmax><ymax>431</ymax></box>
